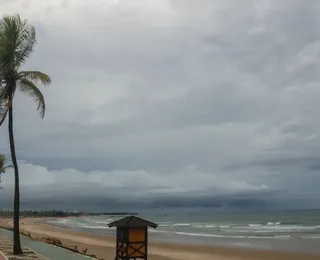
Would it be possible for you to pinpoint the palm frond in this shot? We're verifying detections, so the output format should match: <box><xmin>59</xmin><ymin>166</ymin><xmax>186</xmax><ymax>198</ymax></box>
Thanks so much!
<box><xmin>0</xmin><ymin>85</ymin><xmax>6</xmax><ymax>99</ymax></box>
<box><xmin>0</xmin><ymin>102</ymin><xmax>9</xmax><ymax>127</ymax></box>
<box><xmin>19</xmin><ymin>71</ymin><xmax>51</xmax><ymax>85</ymax></box>
<box><xmin>0</xmin><ymin>154</ymin><xmax>5</xmax><ymax>169</ymax></box>
<box><xmin>0</xmin><ymin>15</ymin><xmax>51</xmax><ymax>122</ymax></box>
<box><xmin>0</xmin><ymin>154</ymin><xmax>11</xmax><ymax>173</ymax></box>
<box><xmin>18</xmin><ymin>78</ymin><xmax>45</xmax><ymax>118</ymax></box>
<box><xmin>0</xmin><ymin>16</ymin><xmax>18</xmax><ymax>71</ymax></box>
<box><xmin>15</xmin><ymin>24</ymin><xmax>36</xmax><ymax>67</ymax></box>
<box><xmin>0</xmin><ymin>14</ymin><xmax>36</xmax><ymax>70</ymax></box>
<box><xmin>0</xmin><ymin>81</ymin><xmax>14</xmax><ymax>126</ymax></box>
<box><xmin>0</xmin><ymin>85</ymin><xmax>9</xmax><ymax>127</ymax></box>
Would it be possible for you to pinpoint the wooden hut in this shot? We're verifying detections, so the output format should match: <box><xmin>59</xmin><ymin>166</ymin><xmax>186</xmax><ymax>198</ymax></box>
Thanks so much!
<box><xmin>108</xmin><ymin>216</ymin><xmax>158</xmax><ymax>260</ymax></box>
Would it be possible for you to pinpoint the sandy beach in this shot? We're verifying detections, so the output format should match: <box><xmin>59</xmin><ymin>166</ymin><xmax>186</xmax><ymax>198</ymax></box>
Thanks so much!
<box><xmin>0</xmin><ymin>217</ymin><xmax>320</xmax><ymax>260</ymax></box>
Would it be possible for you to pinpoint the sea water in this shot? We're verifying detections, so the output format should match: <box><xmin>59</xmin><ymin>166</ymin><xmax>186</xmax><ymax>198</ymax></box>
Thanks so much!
<box><xmin>47</xmin><ymin>208</ymin><xmax>320</xmax><ymax>253</ymax></box>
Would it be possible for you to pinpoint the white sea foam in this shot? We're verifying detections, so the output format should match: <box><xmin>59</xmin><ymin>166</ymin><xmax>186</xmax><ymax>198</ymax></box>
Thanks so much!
<box><xmin>232</xmin><ymin>224</ymin><xmax>320</xmax><ymax>232</ymax></box>
<box><xmin>205</xmin><ymin>225</ymin><xmax>216</xmax><ymax>228</ymax></box>
<box><xmin>76</xmin><ymin>225</ymin><xmax>111</xmax><ymax>229</ymax></box>
<box><xmin>193</xmin><ymin>224</ymin><xmax>216</xmax><ymax>228</ymax></box>
<box><xmin>47</xmin><ymin>215</ymin><xmax>320</xmax><ymax>242</ymax></box>
<box><xmin>93</xmin><ymin>221</ymin><xmax>111</xmax><ymax>225</ymax></box>
<box><xmin>301</xmin><ymin>236</ymin><xmax>320</xmax><ymax>239</ymax></box>
<box><xmin>267</xmin><ymin>222</ymin><xmax>282</xmax><ymax>225</ymax></box>
<box><xmin>248</xmin><ymin>224</ymin><xmax>261</xmax><ymax>227</ymax></box>
<box><xmin>55</xmin><ymin>218</ymin><xmax>72</xmax><ymax>224</ymax></box>
<box><xmin>165</xmin><ymin>231</ymin><xmax>292</xmax><ymax>240</ymax></box>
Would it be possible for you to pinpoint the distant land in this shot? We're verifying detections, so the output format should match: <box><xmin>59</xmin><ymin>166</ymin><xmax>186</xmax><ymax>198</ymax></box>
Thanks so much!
<box><xmin>0</xmin><ymin>210</ymin><xmax>137</xmax><ymax>218</ymax></box>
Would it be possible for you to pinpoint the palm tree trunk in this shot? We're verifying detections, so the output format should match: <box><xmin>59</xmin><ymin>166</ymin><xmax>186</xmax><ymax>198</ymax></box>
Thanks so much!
<box><xmin>8</xmin><ymin>94</ymin><xmax>23</xmax><ymax>255</ymax></box>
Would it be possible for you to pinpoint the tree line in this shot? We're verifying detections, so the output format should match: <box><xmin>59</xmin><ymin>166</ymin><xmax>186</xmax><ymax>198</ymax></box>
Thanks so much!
<box><xmin>0</xmin><ymin>210</ymin><xmax>137</xmax><ymax>218</ymax></box>
<box><xmin>0</xmin><ymin>210</ymin><xmax>82</xmax><ymax>218</ymax></box>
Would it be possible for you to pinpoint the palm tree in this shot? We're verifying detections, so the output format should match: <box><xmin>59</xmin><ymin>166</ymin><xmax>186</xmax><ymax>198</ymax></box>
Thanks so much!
<box><xmin>0</xmin><ymin>153</ymin><xmax>13</xmax><ymax>181</ymax></box>
<box><xmin>0</xmin><ymin>14</ymin><xmax>51</xmax><ymax>254</ymax></box>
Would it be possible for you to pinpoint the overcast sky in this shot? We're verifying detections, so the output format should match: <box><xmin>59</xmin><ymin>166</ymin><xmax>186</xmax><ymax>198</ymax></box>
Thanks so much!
<box><xmin>1</xmin><ymin>0</ymin><xmax>320</xmax><ymax>209</ymax></box>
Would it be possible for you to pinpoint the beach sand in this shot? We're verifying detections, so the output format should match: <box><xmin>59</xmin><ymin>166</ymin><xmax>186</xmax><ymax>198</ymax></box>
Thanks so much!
<box><xmin>0</xmin><ymin>218</ymin><xmax>320</xmax><ymax>260</ymax></box>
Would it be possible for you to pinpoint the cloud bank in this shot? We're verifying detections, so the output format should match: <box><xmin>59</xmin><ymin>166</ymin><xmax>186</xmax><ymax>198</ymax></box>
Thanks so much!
<box><xmin>1</xmin><ymin>0</ymin><xmax>320</xmax><ymax>209</ymax></box>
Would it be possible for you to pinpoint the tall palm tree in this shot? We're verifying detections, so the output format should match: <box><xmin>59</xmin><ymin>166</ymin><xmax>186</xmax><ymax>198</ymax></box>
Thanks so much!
<box><xmin>0</xmin><ymin>14</ymin><xmax>51</xmax><ymax>254</ymax></box>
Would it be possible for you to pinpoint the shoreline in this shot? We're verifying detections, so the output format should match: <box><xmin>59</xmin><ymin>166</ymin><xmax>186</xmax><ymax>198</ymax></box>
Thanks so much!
<box><xmin>0</xmin><ymin>217</ymin><xmax>320</xmax><ymax>260</ymax></box>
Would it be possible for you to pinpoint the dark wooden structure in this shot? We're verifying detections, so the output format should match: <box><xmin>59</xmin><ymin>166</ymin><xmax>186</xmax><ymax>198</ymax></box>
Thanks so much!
<box><xmin>108</xmin><ymin>216</ymin><xmax>158</xmax><ymax>260</ymax></box>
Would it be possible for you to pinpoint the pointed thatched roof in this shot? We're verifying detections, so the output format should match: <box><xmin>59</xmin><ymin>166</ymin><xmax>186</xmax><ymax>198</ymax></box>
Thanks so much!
<box><xmin>108</xmin><ymin>216</ymin><xmax>158</xmax><ymax>228</ymax></box>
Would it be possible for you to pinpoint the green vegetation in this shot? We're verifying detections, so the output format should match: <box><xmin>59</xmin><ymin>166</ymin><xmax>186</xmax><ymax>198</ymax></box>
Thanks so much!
<box><xmin>0</xmin><ymin>154</ymin><xmax>12</xmax><ymax>188</ymax></box>
<box><xmin>0</xmin><ymin>154</ymin><xmax>12</xmax><ymax>174</ymax></box>
<box><xmin>0</xmin><ymin>14</ymin><xmax>51</xmax><ymax>255</ymax></box>
<box><xmin>0</xmin><ymin>210</ymin><xmax>137</xmax><ymax>218</ymax></box>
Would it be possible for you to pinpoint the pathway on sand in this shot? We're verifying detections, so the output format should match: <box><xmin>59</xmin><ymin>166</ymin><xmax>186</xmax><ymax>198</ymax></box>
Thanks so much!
<box><xmin>0</xmin><ymin>236</ymin><xmax>47</xmax><ymax>260</ymax></box>
<box><xmin>0</xmin><ymin>229</ymin><xmax>93</xmax><ymax>260</ymax></box>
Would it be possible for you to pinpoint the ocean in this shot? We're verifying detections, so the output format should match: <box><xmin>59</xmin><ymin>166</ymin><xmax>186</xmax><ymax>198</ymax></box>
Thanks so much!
<box><xmin>47</xmin><ymin>209</ymin><xmax>320</xmax><ymax>253</ymax></box>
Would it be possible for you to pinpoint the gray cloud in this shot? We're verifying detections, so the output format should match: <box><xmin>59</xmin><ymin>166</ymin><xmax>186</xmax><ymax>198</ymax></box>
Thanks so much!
<box><xmin>1</xmin><ymin>0</ymin><xmax>320</xmax><ymax>209</ymax></box>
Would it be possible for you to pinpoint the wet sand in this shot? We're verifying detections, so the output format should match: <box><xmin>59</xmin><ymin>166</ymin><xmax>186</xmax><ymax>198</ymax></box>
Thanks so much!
<box><xmin>0</xmin><ymin>217</ymin><xmax>320</xmax><ymax>260</ymax></box>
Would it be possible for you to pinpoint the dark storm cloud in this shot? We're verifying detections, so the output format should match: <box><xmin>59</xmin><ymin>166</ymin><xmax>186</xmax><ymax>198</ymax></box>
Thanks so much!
<box><xmin>0</xmin><ymin>0</ymin><xmax>320</xmax><ymax>208</ymax></box>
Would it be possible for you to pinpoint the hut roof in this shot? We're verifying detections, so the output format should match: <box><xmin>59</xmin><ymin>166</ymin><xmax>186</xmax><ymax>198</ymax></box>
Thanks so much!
<box><xmin>108</xmin><ymin>216</ymin><xmax>158</xmax><ymax>229</ymax></box>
